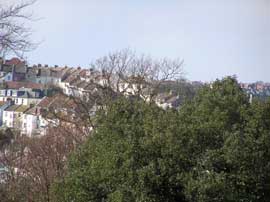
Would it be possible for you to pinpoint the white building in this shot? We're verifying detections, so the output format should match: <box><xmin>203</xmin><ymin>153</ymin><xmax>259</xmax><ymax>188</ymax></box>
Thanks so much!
<box><xmin>0</xmin><ymin>85</ymin><xmax>44</xmax><ymax>106</ymax></box>
<box><xmin>22</xmin><ymin>107</ymin><xmax>40</xmax><ymax>137</ymax></box>
<box><xmin>3</xmin><ymin>105</ymin><xmax>29</xmax><ymax>128</ymax></box>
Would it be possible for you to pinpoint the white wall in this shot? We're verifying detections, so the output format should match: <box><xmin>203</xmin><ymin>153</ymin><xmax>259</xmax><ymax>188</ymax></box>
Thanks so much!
<box><xmin>22</xmin><ymin>114</ymin><xmax>38</xmax><ymax>136</ymax></box>
<box><xmin>3</xmin><ymin>111</ymin><xmax>14</xmax><ymax>128</ymax></box>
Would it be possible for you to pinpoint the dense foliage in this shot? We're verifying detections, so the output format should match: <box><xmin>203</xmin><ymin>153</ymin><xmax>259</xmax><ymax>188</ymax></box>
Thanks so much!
<box><xmin>53</xmin><ymin>77</ymin><xmax>270</xmax><ymax>202</ymax></box>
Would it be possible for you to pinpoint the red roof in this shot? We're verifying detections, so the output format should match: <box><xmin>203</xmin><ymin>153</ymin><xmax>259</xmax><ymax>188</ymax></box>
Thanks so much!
<box><xmin>37</xmin><ymin>97</ymin><xmax>54</xmax><ymax>108</ymax></box>
<box><xmin>5</xmin><ymin>81</ymin><xmax>44</xmax><ymax>89</ymax></box>
<box><xmin>37</xmin><ymin>94</ymin><xmax>79</xmax><ymax>109</ymax></box>
<box><xmin>5</xmin><ymin>58</ymin><xmax>24</xmax><ymax>66</ymax></box>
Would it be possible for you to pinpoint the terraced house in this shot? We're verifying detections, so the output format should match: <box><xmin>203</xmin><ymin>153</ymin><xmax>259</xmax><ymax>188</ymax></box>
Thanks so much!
<box><xmin>3</xmin><ymin>105</ymin><xmax>29</xmax><ymax>128</ymax></box>
<box><xmin>0</xmin><ymin>57</ymin><xmax>183</xmax><ymax>136</ymax></box>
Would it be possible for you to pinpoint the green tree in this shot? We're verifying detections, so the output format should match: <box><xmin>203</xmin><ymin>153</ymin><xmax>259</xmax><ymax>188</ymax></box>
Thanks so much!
<box><xmin>53</xmin><ymin>98</ymin><xmax>188</xmax><ymax>202</ymax></box>
<box><xmin>181</xmin><ymin>77</ymin><xmax>270</xmax><ymax>202</ymax></box>
<box><xmin>53</xmin><ymin>76</ymin><xmax>270</xmax><ymax>202</ymax></box>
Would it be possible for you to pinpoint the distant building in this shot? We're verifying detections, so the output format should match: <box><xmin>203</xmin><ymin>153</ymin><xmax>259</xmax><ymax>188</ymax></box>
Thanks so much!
<box><xmin>0</xmin><ymin>58</ymin><xmax>27</xmax><ymax>82</ymax></box>
<box><xmin>22</xmin><ymin>106</ymin><xmax>40</xmax><ymax>136</ymax></box>
<box><xmin>0</xmin><ymin>101</ymin><xmax>12</xmax><ymax>126</ymax></box>
<box><xmin>3</xmin><ymin>105</ymin><xmax>29</xmax><ymax>128</ymax></box>
<box><xmin>155</xmin><ymin>92</ymin><xmax>182</xmax><ymax>109</ymax></box>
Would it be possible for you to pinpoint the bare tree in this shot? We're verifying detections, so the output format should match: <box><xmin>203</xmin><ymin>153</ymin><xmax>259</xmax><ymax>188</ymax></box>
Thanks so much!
<box><xmin>0</xmin><ymin>0</ymin><xmax>36</xmax><ymax>58</ymax></box>
<box><xmin>0</xmin><ymin>126</ymin><xmax>83</xmax><ymax>202</ymax></box>
<box><xmin>90</xmin><ymin>49</ymin><xmax>184</xmax><ymax>102</ymax></box>
<box><xmin>54</xmin><ymin>49</ymin><xmax>184</xmax><ymax>129</ymax></box>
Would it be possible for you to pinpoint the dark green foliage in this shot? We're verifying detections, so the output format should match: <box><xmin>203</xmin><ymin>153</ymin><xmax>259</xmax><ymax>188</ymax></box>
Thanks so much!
<box><xmin>181</xmin><ymin>77</ymin><xmax>270</xmax><ymax>202</ymax></box>
<box><xmin>53</xmin><ymin>77</ymin><xmax>270</xmax><ymax>202</ymax></box>
<box><xmin>53</xmin><ymin>98</ymin><xmax>187</xmax><ymax>202</ymax></box>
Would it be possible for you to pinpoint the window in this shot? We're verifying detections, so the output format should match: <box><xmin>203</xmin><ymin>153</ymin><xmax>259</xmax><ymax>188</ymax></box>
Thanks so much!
<box><xmin>15</xmin><ymin>99</ymin><xmax>18</xmax><ymax>104</ymax></box>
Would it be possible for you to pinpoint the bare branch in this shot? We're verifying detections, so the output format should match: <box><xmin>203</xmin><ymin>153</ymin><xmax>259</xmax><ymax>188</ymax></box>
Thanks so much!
<box><xmin>0</xmin><ymin>0</ymin><xmax>37</xmax><ymax>58</ymax></box>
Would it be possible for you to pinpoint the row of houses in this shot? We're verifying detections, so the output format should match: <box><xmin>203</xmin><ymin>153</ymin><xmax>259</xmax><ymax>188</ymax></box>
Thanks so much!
<box><xmin>0</xmin><ymin>91</ymin><xmax>83</xmax><ymax>136</ymax></box>
<box><xmin>240</xmin><ymin>82</ymin><xmax>270</xmax><ymax>99</ymax></box>
<box><xmin>0</xmin><ymin>57</ymin><xmax>183</xmax><ymax>135</ymax></box>
<box><xmin>0</xmin><ymin>58</ymin><xmax>105</xmax><ymax>136</ymax></box>
<box><xmin>0</xmin><ymin>57</ymin><xmax>98</xmax><ymax>96</ymax></box>
<box><xmin>0</xmin><ymin>58</ymin><xmax>165</xmax><ymax>97</ymax></box>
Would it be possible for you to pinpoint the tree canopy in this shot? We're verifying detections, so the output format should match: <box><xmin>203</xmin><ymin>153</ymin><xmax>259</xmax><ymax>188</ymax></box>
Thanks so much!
<box><xmin>53</xmin><ymin>77</ymin><xmax>270</xmax><ymax>202</ymax></box>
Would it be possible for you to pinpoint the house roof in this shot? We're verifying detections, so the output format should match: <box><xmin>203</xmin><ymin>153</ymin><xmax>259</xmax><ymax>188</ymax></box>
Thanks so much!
<box><xmin>15</xmin><ymin>105</ymin><xmax>29</xmax><ymax>113</ymax></box>
<box><xmin>79</xmin><ymin>69</ymin><xmax>89</xmax><ymax>77</ymax></box>
<box><xmin>0</xmin><ymin>101</ymin><xmax>6</xmax><ymax>107</ymax></box>
<box><xmin>5</xmin><ymin>105</ymin><xmax>20</xmax><ymax>112</ymax></box>
<box><xmin>37</xmin><ymin>94</ymin><xmax>80</xmax><ymax>112</ymax></box>
<box><xmin>4</xmin><ymin>58</ymin><xmax>24</xmax><ymax>66</ymax></box>
<box><xmin>37</xmin><ymin>96</ymin><xmax>54</xmax><ymax>108</ymax></box>
<box><xmin>24</xmin><ymin>106</ymin><xmax>38</xmax><ymax>115</ymax></box>
<box><xmin>5</xmin><ymin>81</ymin><xmax>44</xmax><ymax>89</ymax></box>
<box><xmin>62</xmin><ymin>75</ymin><xmax>78</xmax><ymax>83</ymax></box>
<box><xmin>4</xmin><ymin>105</ymin><xmax>29</xmax><ymax>113</ymax></box>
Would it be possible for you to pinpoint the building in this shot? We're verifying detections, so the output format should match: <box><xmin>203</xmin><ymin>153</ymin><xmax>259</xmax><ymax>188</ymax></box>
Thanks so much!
<box><xmin>0</xmin><ymin>101</ymin><xmax>12</xmax><ymax>126</ymax></box>
<box><xmin>0</xmin><ymin>58</ymin><xmax>27</xmax><ymax>82</ymax></box>
<box><xmin>22</xmin><ymin>106</ymin><xmax>40</xmax><ymax>136</ymax></box>
<box><xmin>3</xmin><ymin>105</ymin><xmax>29</xmax><ymax>128</ymax></box>
<box><xmin>0</xmin><ymin>81</ymin><xmax>45</xmax><ymax>105</ymax></box>
<box><xmin>155</xmin><ymin>93</ymin><xmax>181</xmax><ymax>109</ymax></box>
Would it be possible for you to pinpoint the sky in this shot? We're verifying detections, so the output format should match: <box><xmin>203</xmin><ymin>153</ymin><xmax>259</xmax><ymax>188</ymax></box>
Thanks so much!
<box><xmin>22</xmin><ymin>0</ymin><xmax>270</xmax><ymax>82</ymax></box>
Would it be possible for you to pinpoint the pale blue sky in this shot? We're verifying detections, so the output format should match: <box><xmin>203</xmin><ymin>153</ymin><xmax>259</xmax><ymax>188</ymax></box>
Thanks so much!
<box><xmin>27</xmin><ymin>0</ymin><xmax>269</xmax><ymax>82</ymax></box>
